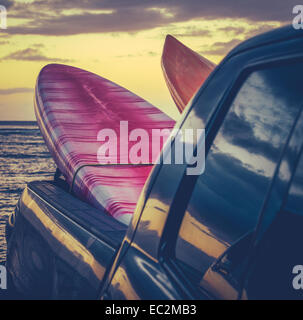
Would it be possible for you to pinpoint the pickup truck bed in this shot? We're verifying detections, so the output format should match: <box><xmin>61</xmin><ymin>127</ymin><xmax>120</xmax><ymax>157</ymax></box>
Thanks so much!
<box><xmin>6</xmin><ymin>180</ymin><xmax>127</xmax><ymax>299</ymax></box>
<box><xmin>28</xmin><ymin>181</ymin><xmax>127</xmax><ymax>247</ymax></box>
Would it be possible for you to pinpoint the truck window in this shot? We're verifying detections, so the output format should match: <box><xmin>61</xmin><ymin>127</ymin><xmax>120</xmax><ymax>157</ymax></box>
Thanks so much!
<box><xmin>174</xmin><ymin>62</ymin><xmax>303</xmax><ymax>286</ymax></box>
<box><xmin>243</xmin><ymin>147</ymin><xmax>303</xmax><ymax>299</ymax></box>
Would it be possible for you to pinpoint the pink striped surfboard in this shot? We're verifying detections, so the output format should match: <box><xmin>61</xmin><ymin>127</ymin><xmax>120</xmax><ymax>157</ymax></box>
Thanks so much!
<box><xmin>35</xmin><ymin>64</ymin><xmax>175</xmax><ymax>225</ymax></box>
<box><xmin>161</xmin><ymin>35</ymin><xmax>215</xmax><ymax>113</ymax></box>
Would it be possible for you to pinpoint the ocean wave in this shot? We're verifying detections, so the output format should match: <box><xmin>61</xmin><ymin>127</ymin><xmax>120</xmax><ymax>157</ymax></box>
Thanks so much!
<box><xmin>0</xmin><ymin>125</ymin><xmax>55</xmax><ymax>263</ymax></box>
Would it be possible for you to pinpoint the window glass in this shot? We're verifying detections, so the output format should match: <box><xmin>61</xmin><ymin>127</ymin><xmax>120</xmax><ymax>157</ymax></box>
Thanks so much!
<box><xmin>285</xmin><ymin>152</ymin><xmax>303</xmax><ymax>215</ymax></box>
<box><xmin>243</xmin><ymin>150</ymin><xmax>303</xmax><ymax>299</ymax></box>
<box><xmin>175</xmin><ymin>62</ymin><xmax>303</xmax><ymax>281</ymax></box>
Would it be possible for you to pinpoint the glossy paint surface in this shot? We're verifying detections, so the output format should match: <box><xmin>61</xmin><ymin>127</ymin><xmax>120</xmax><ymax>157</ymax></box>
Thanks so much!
<box><xmin>106</xmin><ymin>27</ymin><xmax>303</xmax><ymax>300</ymax></box>
<box><xmin>161</xmin><ymin>35</ymin><xmax>215</xmax><ymax>113</ymax></box>
<box><xmin>6</xmin><ymin>181</ymin><xmax>124</xmax><ymax>299</ymax></box>
<box><xmin>35</xmin><ymin>64</ymin><xmax>175</xmax><ymax>225</ymax></box>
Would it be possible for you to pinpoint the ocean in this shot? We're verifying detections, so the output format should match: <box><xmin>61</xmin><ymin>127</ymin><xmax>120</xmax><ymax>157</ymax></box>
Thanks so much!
<box><xmin>0</xmin><ymin>122</ymin><xmax>56</xmax><ymax>263</ymax></box>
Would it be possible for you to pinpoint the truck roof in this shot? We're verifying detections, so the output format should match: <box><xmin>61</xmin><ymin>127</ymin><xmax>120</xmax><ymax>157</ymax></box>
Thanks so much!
<box><xmin>227</xmin><ymin>24</ymin><xmax>303</xmax><ymax>58</ymax></box>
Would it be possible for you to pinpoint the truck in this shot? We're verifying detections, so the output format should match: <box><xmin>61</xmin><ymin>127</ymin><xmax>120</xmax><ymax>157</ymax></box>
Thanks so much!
<box><xmin>5</xmin><ymin>25</ymin><xmax>303</xmax><ymax>300</ymax></box>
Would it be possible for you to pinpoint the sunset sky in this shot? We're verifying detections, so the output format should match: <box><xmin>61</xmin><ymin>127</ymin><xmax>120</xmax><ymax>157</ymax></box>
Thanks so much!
<box><xmin>0</xmin><ymin>0</ymin><xmax>296</xmax><ymax>121</ymax></box>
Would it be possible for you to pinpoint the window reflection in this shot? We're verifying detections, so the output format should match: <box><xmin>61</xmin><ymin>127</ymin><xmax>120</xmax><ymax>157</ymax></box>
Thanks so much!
<box><xmin>176</xmin><ymin>62</ymin><xmax>303</xmax><ymax>280</ymax></box>
<box><xmin>285</xmin><ymin>152</ymin><xmax>303</xmax><ymax>215</ymax></box>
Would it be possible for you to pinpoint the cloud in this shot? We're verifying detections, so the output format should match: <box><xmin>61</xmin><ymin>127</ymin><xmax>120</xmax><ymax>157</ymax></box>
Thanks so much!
<box><xmin>32</xmin><ymin>43</ymin><xmax>45</xmax><ymax>48</ymax></box>
<box><xmin>147</xmin><ymin>51</ymin><xmax>158</xmax><ymax>56</ymax></box>
<box><xmin>200</xmin><ymin>39</ymin><xmax>242</xmax><ymax>56</ymax></box>
<box><xmin>2</xmin><ymin>0</ymin><xmax>295</xmax><ymax>36</ymax></box>
<box><xmin>0</xmin><ymin>0</ymin><xmax>13</xmax><ymax>9</ymax></box>
<box><xmin>217</xmin><ymin>26</ymin><xmax>246</xmax><ymax>35</ymax></box>
<box><xmin>116</xmin><ymin>50</ymin><xmax>158</xmax><ymax>58</ymax></box>
<box><xmin>0</xmin><ymin>48</ymin><xmax>71</xmax><ymax>62</ymax></box>
<box><xmin>243</xmin><ymin>24</ymin><xmax>279</xmax><ymax>38</ymax></box>
<box><xmin>171</xmin><ymin>28</ymin><xmax>211</xmax><ymax>38</ymax></box>
<box><xmin>0</xmin><ymin>87</ymin><xmax>33</xmax><ymax>94</ymax></box>
<box><xmin>4</xmin><ymin>7</ymin><xmax>174</xmax><ymax>35</ymax></box>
